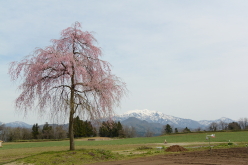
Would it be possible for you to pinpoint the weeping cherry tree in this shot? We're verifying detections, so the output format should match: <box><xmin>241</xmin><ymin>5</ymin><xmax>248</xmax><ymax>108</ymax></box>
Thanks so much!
<box><xmin>9</xmin><ymin>22</ymin><xmax>127</xmax><ymax>150</ymax></box>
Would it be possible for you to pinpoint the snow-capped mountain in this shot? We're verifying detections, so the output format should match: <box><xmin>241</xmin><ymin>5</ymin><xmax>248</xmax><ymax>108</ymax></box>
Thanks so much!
<box><xmin>121</xmin><ymin>117</ymin><xmax>163</xmax><ymax>136</ymax></box>
<box><xmin>1</xmin><ymin>110</ymin><xmax>235</xmax><ymax>130</ymax></box>
<box><xmin>115</xmin><ymin>109</ymin><xmax>234</xmax><ymax>129</ymax></box>
<box><xmin>5</xmin><ymin>121</ymin><xmax>32</xmax><ymax>128</ymax></box>
<box><xmin>198</xmin><ymin>117</ymin><xmax>234</xmax><ymax>126</ymax></box>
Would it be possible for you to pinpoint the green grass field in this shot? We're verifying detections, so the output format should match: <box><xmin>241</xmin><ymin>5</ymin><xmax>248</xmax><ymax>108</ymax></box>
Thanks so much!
<box><xmin>1</xmin><ymin>131</ymin><xmax>248</xmax><ymax>165</ymax></box>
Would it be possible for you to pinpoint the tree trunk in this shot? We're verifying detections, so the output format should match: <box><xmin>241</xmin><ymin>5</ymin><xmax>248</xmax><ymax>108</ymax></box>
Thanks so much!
<box><xmin>69</xmin><ymin>109</ymin><xmax>75</xmax><ymax>150</ymax></box>
<box><xmin>69</xmin><ymin>74</ymin><xmax>75</xmax><ymax>150</ymax></box>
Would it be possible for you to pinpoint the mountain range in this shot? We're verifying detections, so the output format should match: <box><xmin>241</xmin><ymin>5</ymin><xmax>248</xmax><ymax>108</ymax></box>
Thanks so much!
<box><xmin>0</xmin><ymin>109</ymin><xmax>234</xmax><ymax>130</ymax></box>
<box><xmin>115</xmin><ymin>109</ymin><xmax>234</xmax><ymax>129</ymax></box>
<box><xmin>121</xmin><ymin>117</ymin><xmax>163</xmax><ymax>136</ymax></box>
<box><xmin>1</xmin><ymin>121</ymin><xmax>32</xmax><ymax>128</ymax></box>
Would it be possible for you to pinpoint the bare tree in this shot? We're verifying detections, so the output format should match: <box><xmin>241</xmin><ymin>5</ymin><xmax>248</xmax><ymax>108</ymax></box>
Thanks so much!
<box><xmin>238</xmin><ymin>118</ymin><xmax>248</xmax><ymax>130</ymax></box>
<box><xmin>145</xmin><ymin>128</ymin><xmax>154</xmax><ymax>137</ymax></box>
<box><xmin>9</xmin><ymin>22</ymin><xmax>127</xmax><ymax>150</ymax></box>
<box><xmin>193</xmin><ymin>127</ymin><xmax>202</xmax><ymax>132</ymax></box>
<box><xmin>218</xmin><ymin>121</ymin><xmax>228</xmax><ymax>130</ymax></box>
<box><xmin>0</xmin><ymin>127</ymin><xmax>31</xmax><ymax>142</ymax></box>
<box><xmin>0</xmin><ymin>124</ymin><xmax>6</xmax><ymax>141</ymax></box>
<box><xmin>209</xmin><ymin>122</ymin><xmax>218</xmax><ymax>131</ymax></box>
<box><xmin>123</xmin><ymin>126</ymin><xmax>136</xmax><ymax>138</ymax></box>
<box><xmin>53</xmin><ymin>125</ymin><xmax>67</xmax><ymax>139</ymax></box>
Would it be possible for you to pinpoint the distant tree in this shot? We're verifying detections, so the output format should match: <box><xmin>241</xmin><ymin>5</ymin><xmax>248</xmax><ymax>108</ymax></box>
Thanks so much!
<box><xmin>9</xmin><ymin>22</ymin><xmax>127</xmax><ymax>150</ymax></box>
<box><xmin>42</xmin><ymin>122</ymin><xmax>53</xmax><ymax>139</ymax></box>
<box><xmin>73</xmin><ymin>116</ymin><xmax>96</xmax><ymax>137</ymax></box>
<box><xmin>3</xmin><ymin>127</ymin><xmax>32</xmax><ymax>142</ymax></box>
<box><xmin>82</xmin><ymin>121</ymin><xmax>96</xmax><ymax>137</ymax></box>
<box><xmin>209</xmin><ymin>122</ymin><xmax>218</xmax><ymax>131</ymax></box>
<box><xmin>145</xmin><ymin>128</ymin><xmax>154</xmax><ymax>137</ymax></box>
<box><xmin>2</xmin><ymin>127</ymin><xmax>12</xmax><ymax>142</ymax></box>
<box><xmin>99</xmin><ymin>121</ymin><xmax>124</xmax><ymax>137</ymax></box>
<box><xmin>118</xmin><ymin>129</ymin><xmax>125</xmax><ymax>138</ymax></box>
<box><xmin>164</xmin><ymin>124</ymin><xmax>173</xmax><ymax>134</ymax></box>
<box><xmin>4</xmin><ymin>127</ymin><xmax>16</xmax><ymax>142</ymax></box>
<box><xmin>99</xmin><ymin>121</ymin><xmax>108</xmax><ymax>137</ymax></box>
<box><xmin>194</xmin><ymin>127</ymin><xmax>201</xmax><ymax>132</ymax></box>
<box><xmin>73</xmin><ymin>116</ymin><xmax>84</xmax><ymax>137</ymax></box>
<box><xmin>174</xmin><ymin>128</ymin><xmax>178</xmax><ymax>133</ymax></box>
<box><xmin>123</xmin><ymin>126</ymin><xmax>136</xmax><ymax>138</ymax></box>
<box><xmin>116</xmin><ymin>121</ymin><xmax>125</xmax><ymax>138</ymax></box>
<box><xmin>0</xmin><ymin>124</ymin><xmax>5</xmax><ymax>139</ymax></box>
<box><xmin>0</xmin><ymin>124</ymin><xmax>3</xmax><ymax>131</ymax></box>
<box><xmin>100</xmin><ymin>121</ymin><xmax>109</xmax><ymax>137</ymax></box>
<box><xmin>22</xmin><ymin>127</ymin><xmax>32</xmax><ymax>140</ymax></box>
<box><xmin>54</xmin><ymin>125</ymin><xmax>67</xmax><ymax>139</ymax></box>
<box><xmin>218</xmin><ymin>121</ymin><xmax>228</xmax><ymax>130</ymax></box>
<box><xmin>228</xmin><ymin>122</ymin><xmax>241</xmax><ymax>130</ymax></box>
<box><xmin>238</xmin><ymin>118</ymin><xmax>248</xmax><ymax>130</ymax></box>
<box><xmin>183</xmin><ymin>127</ymin><xmax>191</xmax><ymax>133</ymax></box>
<box><xmin>0</xmin><ymin>125</ymin><xmax>8</xmax><ymax>142</ymax></box>
<box><xmin>32</xmin><ymin>123</ymin><xmax>39</xmax><ymax>139</ymax></box>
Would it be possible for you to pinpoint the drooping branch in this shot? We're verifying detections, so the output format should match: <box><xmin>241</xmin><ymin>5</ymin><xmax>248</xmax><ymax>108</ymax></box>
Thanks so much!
<box><xmin>9</xmin><ymin>22</ymin><xmax>127</xmax><ymax>151</ymax></box>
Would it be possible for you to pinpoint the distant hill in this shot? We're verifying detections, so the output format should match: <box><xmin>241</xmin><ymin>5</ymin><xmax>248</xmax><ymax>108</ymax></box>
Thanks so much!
<box><xmin>198</xmin><ymin>117</ymin><xmax>234</xmax><ymax>126</ymax></box>
<box><xmin>115</xmin><ymin>109</ymin><xmax>235</xmax><ymax>129</ymax></box>
<box><xmin>1</xmin><ymin>121</ymin><xmax>69</xmax><ymax>129</ymax></box>
<box><xmin>1</xmin><ymin>109</ymin><xmax>235</xmax><ymax>132</ymax></box>
<box><xmin>121</xmin><ymin>117</ymin><xmax>163</xmax><ymax>136</ymax></box>
<box><xmin>4</xmin><ymin>121</ymin><xmax>32</xmax><ymax>128</ymax></box>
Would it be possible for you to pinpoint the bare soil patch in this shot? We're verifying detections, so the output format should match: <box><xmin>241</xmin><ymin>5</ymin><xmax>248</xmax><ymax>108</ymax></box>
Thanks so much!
<box><xmin>90</xmin><ymin>147</ymin><xmax>248</xmax><ymax>165</ymax></box>
<box><xmin>165</xmin><ymin>145</ymin><xmax>188</xmax><ymax>152</ymax></box>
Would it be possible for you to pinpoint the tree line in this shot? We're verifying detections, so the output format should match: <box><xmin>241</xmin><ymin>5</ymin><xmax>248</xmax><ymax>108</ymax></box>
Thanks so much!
<box><xmin>0</xmin><ymin>116</ymin><xmax>137</xmax><ymax>142</ymax></box>
<box><xmin>73</xmin><ymin>116</ymin><xmax>136</xmax><ymax>138</ymax></box>
<box><xmin>0</xmin><ymin>122</ymin><xmax>68</xmax><ymax>142</ymax></box>
<box><xmin>162</xmin><ymin>118</ymin><xmax>248</xmax><ymax>134</ymax></box>
<box><xmin>2</xmin><ymin>117</ymin><xmax>247</xmax><ymax>141</ymax></box>
<box><xmin>208</xmin><ymin>118</ymin><xmax>248</xmax><ymax>131</ymax></box>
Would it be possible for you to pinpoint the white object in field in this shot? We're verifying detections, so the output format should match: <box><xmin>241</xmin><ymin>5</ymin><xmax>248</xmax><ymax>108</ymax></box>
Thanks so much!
<box><xmin>0</xmin><ymin>140</ymin><xmax>3</xmax><ymax>147</ymax></box>
<box><xmin>206</xmin><ymin>134</ymin><xmax>215</xmax><ymax>148</ymax></box>
<box><xmin>164</xmin><ymin>139</ymin><xmax>167</xmax><ymax>144</ymax></box>
<box><xmin>156</xmin><ymin>147</ymin><xmax>163</xmax><ymax>150</ymax></box>
<box><xmin>206</xmin><ymin>134</ymin><xmax>215</xmax><ymax>139</ymax></box>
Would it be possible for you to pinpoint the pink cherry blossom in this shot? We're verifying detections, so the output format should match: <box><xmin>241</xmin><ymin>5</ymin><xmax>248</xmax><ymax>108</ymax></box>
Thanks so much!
<box><xmin>9</xmin><ymin>22</ymin><xmax>127</xmax><ymax>150</ymax></box>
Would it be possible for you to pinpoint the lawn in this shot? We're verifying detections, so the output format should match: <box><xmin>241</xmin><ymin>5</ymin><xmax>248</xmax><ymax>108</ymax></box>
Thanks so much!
<box><xmin>1</xmin><ymin>131</ymin><xmax>248</xmax><ymax>164</ymax></box>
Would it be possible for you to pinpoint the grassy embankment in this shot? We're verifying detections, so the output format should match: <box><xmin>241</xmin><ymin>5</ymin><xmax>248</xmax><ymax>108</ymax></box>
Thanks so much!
<box><xmin>1</xmin><ymin>131</ymin><xmax>248</xmax><ymax>165</ymax></box>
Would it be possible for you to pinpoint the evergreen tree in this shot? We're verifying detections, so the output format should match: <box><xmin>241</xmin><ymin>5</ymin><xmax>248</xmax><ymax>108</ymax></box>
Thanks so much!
<box><xmin>99</xmin><ymin>121</ymin><xmax>123</xmax><ymax>137</ymax></box>
<box><xmin>82</xmin><ymin>121</ymin><xmax>94</xmax><ymax>137</ymax></box>
<box><xmin>183</xmin><ymin>127</ymin><xmax>191</xmax><ymax>133</ymax></box>
<box><xmin>42</xmin><ymin>122</ymin><xmax>53</xmax><ymax>139</ymax></box>
<box><xmin>165</xmin><ymin>124</ymin><xmax>172</xmax><ymax>134</ymax></box>
<box><xmin>117</xmin><ymin>121</ymin><xmax>124</xmax><ymax>137</ymax></box>
<box><xmin>99</xmin><ymin>121</ymin><xmax>108</xmax><ymax>137</ymax></box>
<box><xmin>32</xmin><ymin>123</ymin><xmax>39</xmax><ymax>139</ymax></box>
<box><xmin>228</xmin><ymin>122</ymin><xmax>241</xmax><ymax>130</ymax></box>
<box><xmin>174</xmin><ymin>128</ymin><xmax>178</xmax><ymax>133</ymax></box>
<box><xmin>73</xmin><ymin>116</ymin><xmax>83</xmax><ymax>137</ymax></box>
<box><xmin>73</xmin><ymin>116</ymin><xmax>96</xmax><ymax>137</ymax></box>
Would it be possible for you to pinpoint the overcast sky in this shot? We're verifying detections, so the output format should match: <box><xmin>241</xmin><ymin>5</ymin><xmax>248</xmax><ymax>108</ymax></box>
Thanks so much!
<box><xmin>1</xmin><ymin>0</ymin><xmax>248</xmax><ymax>125</ymax></box>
